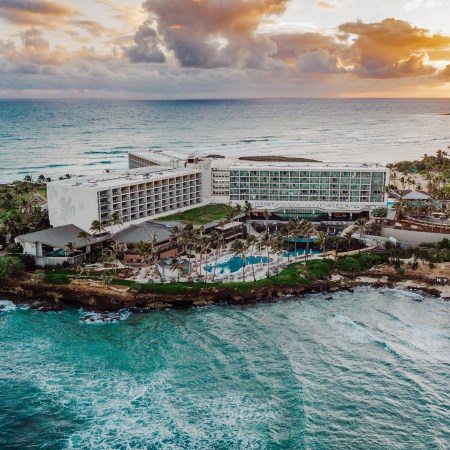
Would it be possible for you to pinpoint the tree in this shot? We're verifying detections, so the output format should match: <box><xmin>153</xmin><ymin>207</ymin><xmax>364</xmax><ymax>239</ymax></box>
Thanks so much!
<box><xmin>230</xmin><ymin>239</ymin><xmax>247</xmax><ymax>281</ymax></box>
<box><xmin>354</xmin><ymin>218</ymin><xmax>369</xmax><ymax>252</ymax></box>
<box><xmin>90</xmin><ymin>220</ymin><xmax>105</xmax><ymax>249</ymax></box>
<box><xmin>0</xmin><ymin>256</ymin><xmax>25</xmax><ymax>279</ymax></box>
<box><xmin>300</xmin><ymin>220</ymin><xmax>316</xmax><ymax>262</ymax></box>
<box><xmin>245</xmin><ymin>234</ymin><xmax>258</xmax><ymax>282</ymax></box>
<box><xmin>64</xmin><ymin>241</ymin><xmax>77</xmax><ymax>257</ymax></box>
<box><xmin>288</xmin><ymin>218</ymin><xmax>301</xmax><ymax>260</ymax></box>
<box><xmin>210</xmin><ymin>230</ymin><xmax>224</xmax><ymax>282</ymax></box>
<box><xmin>262</xmin><ymin>209</ymin><xmax>270</xmax><ymax>233</ymax></box>
<box><xmin>259</xmin><ymin>232</ymin><xmax>273</xmax><ymax>278</ymax></box>
<box><xmin>77</xmin><ymin>230</ymin><xmax>90</xmax><ymax>252</ymax></box>
<box><xmin>315</xmin><ymin>231</ymin><xmax>328</xmax><ymax>257</ymax></box>
<box><xmin>170</xmin><ymin>258</ymin><xmax>185</xmax><ymax>282</ymax></box>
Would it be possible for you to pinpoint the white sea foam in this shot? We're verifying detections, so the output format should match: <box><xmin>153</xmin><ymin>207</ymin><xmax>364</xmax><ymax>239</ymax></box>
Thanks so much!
<box><xmin>78</xmin><ymin>308</ymin><xmax>131</xmax><ymax>324</ymax></box>
<box><xmin>0</xmin><ymin>299</ymin><xmax>29</xmax><ymax>312</ymax></box>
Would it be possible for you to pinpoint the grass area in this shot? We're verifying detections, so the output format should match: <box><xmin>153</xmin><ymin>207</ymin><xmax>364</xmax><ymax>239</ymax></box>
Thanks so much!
<box><xmin>155</xmin><ymin>203</ymin><xmax>231</xmax><ymax>225</ymax></box>
<box><xmin>36</xmin><ymin>186</ymin><xmax>47</xmax><ymax>198</ymax></box>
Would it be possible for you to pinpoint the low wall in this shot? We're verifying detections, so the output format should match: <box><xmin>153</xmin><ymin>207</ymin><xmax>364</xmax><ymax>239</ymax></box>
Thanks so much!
<box><xmin>381</xmin><ymin>228</ymin><xmax>450</xmax><ymax>244</ymax></box>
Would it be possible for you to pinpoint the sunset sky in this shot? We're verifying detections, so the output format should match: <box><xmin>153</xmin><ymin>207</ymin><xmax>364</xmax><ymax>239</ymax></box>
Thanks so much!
<box><xmin>0</xmin><ymin>0</ymin><xmax>449</xmax><ymax>98</ymax></box>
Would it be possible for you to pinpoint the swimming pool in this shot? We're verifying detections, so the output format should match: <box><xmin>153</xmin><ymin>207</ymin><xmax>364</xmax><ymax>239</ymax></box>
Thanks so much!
<box><xmin>205</xmin><ymin>256</ymin><xmax>272</xmax><ymax>274</ymax></box>
<box><xmin>282</xmin><ymin>248</ymin><xmax>322</xmax><ymax>258</ymax></box>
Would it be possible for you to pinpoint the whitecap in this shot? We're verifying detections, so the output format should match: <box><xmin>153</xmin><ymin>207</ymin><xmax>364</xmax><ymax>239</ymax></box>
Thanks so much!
<box><xmin>78</xmin><ymin>308</ymin><xmax>131</xmax><ymax>324</ymax></box>
<box><xmin>0</xmin><ymin>300</ymin><xmax>17</xmax><ymax>312</ymax></box>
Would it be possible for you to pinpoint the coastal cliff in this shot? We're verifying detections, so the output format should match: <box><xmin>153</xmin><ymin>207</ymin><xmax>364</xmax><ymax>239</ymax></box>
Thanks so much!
<box><xmin>1</xmin><ymin>268</ymin><xmax>447</xmax><ymax>312</ymax></box>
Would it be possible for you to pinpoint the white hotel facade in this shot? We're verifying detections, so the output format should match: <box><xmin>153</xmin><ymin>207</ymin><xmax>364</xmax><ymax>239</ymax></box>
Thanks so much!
<box><xmin>48</xmin><ymin>150</ymin><xmax>389</xmax><ymax>230</ymax></box>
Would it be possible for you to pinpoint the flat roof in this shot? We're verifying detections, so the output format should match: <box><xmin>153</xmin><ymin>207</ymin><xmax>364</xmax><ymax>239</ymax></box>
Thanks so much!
<box><xmin>129</xmin><ymin>150</ymin><xmax>183</xmax><ymax>164</ymax></box>
<box><xmin>48</xmin><ymin>167</ymin><xmax>201</xmax><ymax>190</ymax></box>
<box><xmin>229</xmin><ymin>162</ymin><xmax>387</xmax><ymax>170</ymax></box>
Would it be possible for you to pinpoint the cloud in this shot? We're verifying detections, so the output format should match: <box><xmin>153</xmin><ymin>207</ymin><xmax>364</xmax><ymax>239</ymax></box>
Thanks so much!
<box><xmin>317</xmin><ymin>1</ymin><xmax>338</xmax><ymax>10</ymax></box>
<box><xmin>70</xmin><ymin>20</ymin><xmax>109</xmax><ymax>37</ymax></box>
<box><xmin>122</xmin><ymin>20</ymin><xmax>165</xmax><ymax>63</ymax></box>
<box><xmin>0</xmin><ymin>0</ymin><xmax>75</xmax><ymax>27</ymax></box>
<box><xmin>405</xmin><ymin>0</ymin><xmax>442</xmax><ymax>11</ymax></box>
<box><xmin>136</xmin><ymin>0</ymin><xmax>288</xmax><ymax>68</ymax></box>
<box><xmin>338</xmin><ymin>18</ymin><xmax>450</xmax><ymax>78</ymax></box>
<box><xmin>270</xmin><ymin>32</ymin><xmax>346</xmax><ymax>73</ymax></box>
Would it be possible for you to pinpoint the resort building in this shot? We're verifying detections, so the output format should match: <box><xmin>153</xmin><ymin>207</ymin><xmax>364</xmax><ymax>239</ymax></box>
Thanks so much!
<box><xmin>47</xmin><ymin>150</ymin><xmax>389</xmax><ymax>230</ymax></box>
<box><xmin>15</xmin><ymin>224</ymin><xmax>108</xmax><ymax>267</ymax></box>
<box><xmin>47</xmin><ymin>166</ymin><xmax>203</xmax><ymax>231</ymax></box>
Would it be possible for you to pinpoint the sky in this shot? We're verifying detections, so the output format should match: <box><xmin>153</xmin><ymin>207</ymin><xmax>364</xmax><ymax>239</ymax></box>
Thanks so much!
<box><xmin>0</xmin><ymin>0</ymin><xmax>449</xmax><ymax>98</ymax></box>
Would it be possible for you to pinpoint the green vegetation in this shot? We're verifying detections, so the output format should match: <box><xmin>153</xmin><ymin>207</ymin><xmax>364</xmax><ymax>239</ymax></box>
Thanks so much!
<box><xmin>0</xmin><ymin>256</ymin><xmax>25</xmax><ymax>279</ymax></box>
<box><xmin>129</xmin><ymin>259</ymin><xmax>335</xmax><ymax>294</ymax></box>
<box><xmin>336</xmin><ymin>253</ymin><xmax>388</xmax><ymax>273</ymax></box>
<box><xmin>43</xmin><ymin>273</ymin><xmax>71</xmax><ymax>285</ymax></box>
<box><xmin>389</xmin><ymin>149</ymin><xmax>449</xmax><ymax>199</ymax></box>
<box><xmin>155</xmin><ymin>203</ymin><xmax>232</xmax><ymax>225</ymax></box>
<box><xmin>0</xmin><ymin>176</ymin><xmax>50</xmax><ymax>245</ymax></box>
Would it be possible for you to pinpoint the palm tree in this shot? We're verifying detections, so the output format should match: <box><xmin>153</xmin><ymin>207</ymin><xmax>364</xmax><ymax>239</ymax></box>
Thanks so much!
<box><xmin>211</xmin><ymin>230</ymin><xmax>224</xmax><ymax>282</ymax></box>
<box><xmin>230</xmin><ymin>239</ymin><xmax>246</xmax><ymax>281</ymax></box>
<box><xmin>301</xmin><ymin>220</ymin><xmax>316</xmax><ymax>262</ymax></box>
<box><xmin>170</xmin><ymin>258</ymin><xmax>185</xmax><ymax>282</ymax></box>
<box><xmin>262</xmin><ymin>209</ymin><xmax>270</xmax><ymax>233</ymax></box>
<box><xmin>65</xmin><ymin>241</ymin><xmax>77</xmax><ymax>257</ymax></box>
<box><xmin>259</xmin><ymin>232</ymin><xmax>273</xmax><ymax>278</ymax></box>
<box><xmin>288</xmin><ymin>217</ymin><xmax>301</xmax><ymax>260</ymax></box>
<box><xmin>110</xmin><ymin>211</ymin><xmax>123</xmax><ymax>235</ymax></box>
<box><xmin>37</xmin><ymin>174</ymin><xmax>46</xmax><ymax>185</ymax></box>
<box><xmin>169</xmin><ymin>225</ymin><xmax>183</xmax><ymax>254</ymax></box>
<box><xmin>343</xmin><ymin>230</ymin><xmax>354</xmax><ymax>253</ymax></box>
<box><xmin>136</xmin><ymin>240</ymin><xmax>151</xmax><ymax>268</ymax></box>
<box><xmin>77</xmin><ymin>230</ymin><xmax>90</xmax><ymax>253</ymax></box>
<box><xmin>354</xmin><ymin>218</ymin><xmax>368</xmax><ymax>252</ymax></box>
<box><xmin>217</xmin><ymin>219</ymin><xmax>227</xmax><ymax>245</ymax></box>
<box><xmin>315</xmin><ymin>231</ymin><xmax>328</xmax><ymax>257</ymax></box>
<box><xmin>334</xmin><ymin>235</ymin><xmax>343</xmax><ymax>256</ymax></box>
<box><xmin>90</xmin><ymin>220</ymin><xmax>106</xmax><ymax>249</ymax></box>
<box><xmin>272</xmin><ymin>235</ymin><xmax>285</xmax><ymax>272</ymax></box>
<box><xmin>196</xmin><ymin>235</ymin><xmax>210</xmax><ymax>278</ymax></box>
<box><xmin>245</xmin><ymin>234</ymin><xmax>258</xmax><ymax>282</ymax></box>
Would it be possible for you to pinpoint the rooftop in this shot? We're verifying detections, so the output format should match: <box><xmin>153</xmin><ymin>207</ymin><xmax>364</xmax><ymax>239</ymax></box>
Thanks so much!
<box><xmin>48</xmin><ymin>167</ymin><xmax>201</xmax><ymax>190</ymax></box>
<box><xmin>15</xmin><ymin>224</ymin><xmax>108</xmax><ymax>248</ymax></box>
<box><xmin>229</xmin><ymin>161</ymin><xmax>387</xmax><ymax>170</ymax></box>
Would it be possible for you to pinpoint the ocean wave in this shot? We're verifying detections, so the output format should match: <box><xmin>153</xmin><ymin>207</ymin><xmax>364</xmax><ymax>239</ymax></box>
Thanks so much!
<box><xmin>79</xmin><ymin>308</ymin><xmax>131</xmax><ymax>324</ymax></box>
<box><xmin>85</xmin><ymin>160</ymin><xmax>112</xmax><ymax>166</ymax></box>
<box><xmin>333</xmin><ymin>314</ymin><xmax>400</xmax><ymax>356</ymax></box>
<box><xmin>84</xmin><ymin>150</ymin><xmax>128</xmax><ymax>155</ymax></box>
<box><xmin>0</xmin><ymin>299</ymin><xmax>30</xmax><ymax>312</ymax></box>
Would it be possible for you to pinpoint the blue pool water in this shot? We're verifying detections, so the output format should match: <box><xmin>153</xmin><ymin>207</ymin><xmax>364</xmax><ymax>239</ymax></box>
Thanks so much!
<box><xmin>283</xmin><ymin>248</ymin><xmax>322</xmax><ymax>258</ymax></box>
<box><xmin>205</xmin><ymin>256</ymin><xmax>271</xmax><ymax>274</ymax></box>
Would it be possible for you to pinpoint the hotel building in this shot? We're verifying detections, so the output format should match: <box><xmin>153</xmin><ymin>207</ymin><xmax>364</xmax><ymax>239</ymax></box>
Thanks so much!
<box><xmin>47</xmin><ymin>150</ymin><xmax>389</xmax><ymax>229</ymax></box>
<box><xmin>48</xmin><ymin>166</ymin><xmax>203</xmax><ymax>231</ymax></box>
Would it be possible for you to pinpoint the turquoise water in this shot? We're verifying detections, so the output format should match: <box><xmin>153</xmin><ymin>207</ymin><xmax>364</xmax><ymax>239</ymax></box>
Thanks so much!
<box><xmin>282</xmin><ymin>249</ymin><xmax>322</xmax><ymax>258</ymax></box>
<box><xmin>1</xmin><ymin>289</ymin><xmax>449</xmax><ymax>449</ymax></box>
<box><xmin>205</xmin><ymin>256</ymin><xmax>271</xmax><ymax>274</ymax></box>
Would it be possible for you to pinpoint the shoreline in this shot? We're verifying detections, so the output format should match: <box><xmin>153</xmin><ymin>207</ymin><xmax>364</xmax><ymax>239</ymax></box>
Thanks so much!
<box><xmin>1</xmin><ymin>269</ymin><xmax>448</xmax><ymax>313</ymax></box>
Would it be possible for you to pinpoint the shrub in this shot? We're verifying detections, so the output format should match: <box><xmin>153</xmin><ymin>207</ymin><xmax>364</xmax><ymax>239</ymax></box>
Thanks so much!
<box><xmin>0</xmin><ymin>256</ymin><xmax>25</xmax><ymax>279</ymax></box>
<box><xmin>44</xmin><ymin>273</ymin><xmax>70</xmax><ymax>285</ymax></box>
<box><xmin>396</xmin><ymin>266</ymin><xmax>405</xmax><ymax>275</ymax></box>
<box><xmin>336</xmin><ymin>256</ymin><xmax>361</xmax><ymax>273</ymax></box>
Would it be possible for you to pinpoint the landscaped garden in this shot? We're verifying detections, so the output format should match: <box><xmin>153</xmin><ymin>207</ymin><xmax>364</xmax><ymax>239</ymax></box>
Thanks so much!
<box><xmin>155</xmin><ymin>203</ymin><xmax>232</xmax><ymax>225</ymax></box>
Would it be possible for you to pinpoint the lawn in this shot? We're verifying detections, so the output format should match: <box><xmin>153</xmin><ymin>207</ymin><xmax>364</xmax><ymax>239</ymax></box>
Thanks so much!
<box><xmin>36</xmin><ymin>186</ymin><xmax>47</xmax><ymax>198</ymax></box>
<box><xmin>155</xmin><ymin>203</ymin><xmax>231</xmax><ymax>225</ymax></box>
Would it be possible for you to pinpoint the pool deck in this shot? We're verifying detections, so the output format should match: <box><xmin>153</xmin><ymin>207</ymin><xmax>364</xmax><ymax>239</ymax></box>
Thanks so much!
<box><xmin>127</xmin><ymin>248</ymin><xmax>323</xmax><ymax>284</ymax></box>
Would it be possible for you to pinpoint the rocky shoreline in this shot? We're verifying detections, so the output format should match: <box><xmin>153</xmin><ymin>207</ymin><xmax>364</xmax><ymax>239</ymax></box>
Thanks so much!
<box><xmin>1</xmin><ymin>268</ymin><xmax>448</xmax><ymax>313</ymax></box>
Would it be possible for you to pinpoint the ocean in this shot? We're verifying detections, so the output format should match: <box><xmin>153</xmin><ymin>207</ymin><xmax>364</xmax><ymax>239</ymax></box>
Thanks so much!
<box><xmin>1</xmin><ymin>98</ymin><xmax>450</xmax><ymax>183</ymax></box>
<box><xmin>1</xmin><ymin>288</ymin><xmax>449</xmax><ymax>449</ymax></box>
